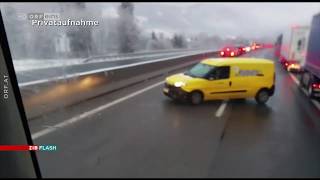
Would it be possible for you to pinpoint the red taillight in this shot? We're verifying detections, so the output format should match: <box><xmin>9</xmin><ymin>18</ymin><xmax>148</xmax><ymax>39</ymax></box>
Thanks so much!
<box><xmin>230</xmin><ymin>52</ymin><xmax>235</xmax><ymax>57</ymax></box>
<box><xmin>285</xmin><ymin>63</ymin><xmax>288</xmax><ymax>66</ymax></box>
<box><xmin>220</xmin><ymin>51</ymin><xmax>224</xmax><ymax>55</ymax></box>
<box><xmin>312</xmin><ymin>83</ymin><xmax>320</xmax><ymax>89</ymax></box>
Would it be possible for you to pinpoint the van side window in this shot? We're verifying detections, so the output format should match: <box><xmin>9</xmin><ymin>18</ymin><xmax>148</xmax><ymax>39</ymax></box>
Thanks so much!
<box><xmin>208</xmin><ymin>66</ymin><xmax>230</xmax><ymax>80</ymax></box>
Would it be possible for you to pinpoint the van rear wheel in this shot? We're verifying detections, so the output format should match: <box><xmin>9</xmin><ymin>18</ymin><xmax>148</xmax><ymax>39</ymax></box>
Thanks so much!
<box><xmin>255</xmin><ymin>89</ymin><xmax>270</xmax><ymax>104</ymax></box>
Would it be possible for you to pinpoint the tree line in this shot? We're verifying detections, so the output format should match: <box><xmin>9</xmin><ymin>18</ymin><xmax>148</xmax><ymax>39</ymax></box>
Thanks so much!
<box><xmin>1</xmin><ymin>2</ymin><xmax>247</xmax><ymax>60</ymax></box>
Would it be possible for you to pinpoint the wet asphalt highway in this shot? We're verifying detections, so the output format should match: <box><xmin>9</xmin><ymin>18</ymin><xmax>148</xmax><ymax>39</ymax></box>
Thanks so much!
<box><xmin>29</xmin><ymin>48</ymin><xmax>320</xmax><ymax>178</ymax></box>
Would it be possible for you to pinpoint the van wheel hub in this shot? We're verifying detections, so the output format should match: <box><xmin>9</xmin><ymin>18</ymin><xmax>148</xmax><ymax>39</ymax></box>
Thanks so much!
<box><xmin>255</xmin><ymin>90</ymin><xmax>269</xmax><ymax>104</ymax></box>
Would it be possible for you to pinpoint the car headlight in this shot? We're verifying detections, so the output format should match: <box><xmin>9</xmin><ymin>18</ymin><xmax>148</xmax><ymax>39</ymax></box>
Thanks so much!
<box><xmin>174</xmin><ymin>81</ymin><xmax>186</xmax><ymax>87</ymax></box>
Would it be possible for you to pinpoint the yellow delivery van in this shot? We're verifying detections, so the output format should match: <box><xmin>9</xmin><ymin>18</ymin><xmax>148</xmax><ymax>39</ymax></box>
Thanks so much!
<box><xmin>163</xmin><ymin>58</ymin><xmax>275</xmax><ymax>104</ymax></box>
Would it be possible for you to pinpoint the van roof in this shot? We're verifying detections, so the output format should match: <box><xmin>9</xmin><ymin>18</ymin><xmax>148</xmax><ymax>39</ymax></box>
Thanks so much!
<box><xmin>201</xmin><ymin>58</ymin><xmax>274</xmax><ymax>66</ymax></box>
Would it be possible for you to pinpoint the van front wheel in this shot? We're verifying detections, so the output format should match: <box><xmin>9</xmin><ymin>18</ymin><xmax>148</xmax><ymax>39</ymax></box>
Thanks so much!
<box><xmin>190</xmin><ymin>91</ymin><xmax>203</xmax><ymax>105</ymax></box>
<box><xmin>255</xmin><ymin>89</ymin><xmax>270</xmax><ymax>104</ymax></box>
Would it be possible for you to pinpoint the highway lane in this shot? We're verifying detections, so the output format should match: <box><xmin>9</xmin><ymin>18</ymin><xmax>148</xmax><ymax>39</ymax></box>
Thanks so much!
<box><xmin>30</xmin><ymin>68</ymin><xmax>231</xmax><ymax>178</ymax></box>
<box><xmin>29</xmin><ymin>48</ymin><xmax>320</xmax><ymax>178</ymax></box>
<box><xmin>209</xmin><ymin>63</ymin><xmax>320</xmax><ymax>178</ymax></box>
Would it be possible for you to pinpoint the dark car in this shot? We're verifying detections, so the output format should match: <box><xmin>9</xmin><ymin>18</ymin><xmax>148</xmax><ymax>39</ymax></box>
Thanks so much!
<box><xmin>237</xmin><ymin>46</ymin><xmax>247</xmax><ymax>55</ymax></box>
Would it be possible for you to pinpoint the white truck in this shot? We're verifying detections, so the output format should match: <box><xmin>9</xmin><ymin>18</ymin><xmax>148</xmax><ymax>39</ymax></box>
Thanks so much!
<box><xmin>279</xmin><ymin>25</ymin><xmax>310</xmax><ymax>72</ymax></box>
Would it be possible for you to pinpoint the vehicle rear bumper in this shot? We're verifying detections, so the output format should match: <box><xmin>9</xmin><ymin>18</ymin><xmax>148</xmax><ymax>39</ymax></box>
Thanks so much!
<box><xmin>313</xmin><ymin>88</ymin><xmax>320</xmax><ymax>97</ymax></box>
<box><xmin>287</xmin><ymin>67</ymin><xmax>303</xmax><ymax>73</ymax></box>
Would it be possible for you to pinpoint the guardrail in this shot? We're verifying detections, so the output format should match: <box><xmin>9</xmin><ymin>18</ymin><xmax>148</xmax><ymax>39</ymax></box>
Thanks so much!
<box><xmin>83</xmin><ymin>48</ymin><xmax>211</xmax><ymax>63</ymax></box>
<box><xmin>20</xmin><ymin>50</ymin><xmax>218</xmax><ymax>120</ymax></box>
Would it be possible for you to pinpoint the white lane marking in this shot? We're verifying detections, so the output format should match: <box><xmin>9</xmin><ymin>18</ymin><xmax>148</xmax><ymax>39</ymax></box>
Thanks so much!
<box><xmin>288</xmin><ymin>73</ymin><xmax>320</xmax><ymax>111</ymax></box>
<box><xmin>289</xmin><ymin>73</ymin><xmax>300</xmax><ymax>85</ymax></box>
<box><xmin>301</xmin><ymin>88</ymin><xmax>308</xmax><ymax>96</ymax></box>
<box><xmin>215</xmin><ymin>100</ymin><xmax>228</xmax><ymax>118</ymax></box>
<box><xmin>312</xmin><ymin>100</ymin><xmax>320</xmax><ymax>110</ymax></box>
<box><xmin>32</xmin><ymin>80</ymin><xmax>165</xmax><ymax>140</ymax></box>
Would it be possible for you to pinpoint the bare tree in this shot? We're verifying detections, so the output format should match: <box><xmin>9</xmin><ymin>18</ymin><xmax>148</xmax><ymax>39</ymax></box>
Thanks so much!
<box><xmin>151</xmin><ymin>31</ymin><xmax>157</xmax><ymax>41</ymax></box>
<box><xmin>171</xmin><ymin>34</ymin><xmax>187</xmax><ymax>49</ymax></box>
<box><xmin>65</xmin><ymin>3</ymin><xmax>93</xmax><ymax>58</ymax></box>
<box><xmin>117</xmin><ymin>2</ymin><xmax>140</xmax><ymax>53</ymax></box>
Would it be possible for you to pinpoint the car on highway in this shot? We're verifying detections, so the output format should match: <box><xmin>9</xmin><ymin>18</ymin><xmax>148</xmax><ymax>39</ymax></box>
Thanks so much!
<box><xmin>250</xmin><ymin>42</ymin><xmax>263</xmax><ymax>50</ymax></box>
<box><xmin>219</xmin><ymin>46</ymin><xmax>240</xmax><ymax>57</ymax></box>
<box><xmin>237</xmin><ymin>45</ymin><xmax>248</xmax><ymax>55</ymax></box>
<box><xmin>283</xmin><ymin>60</ymin><xmax>302</xmax><ymax>72</ymax></box>
<box><xmin>163</xmin><ymin>58</ymin><xmax>275</xmax><ymax>105</ymax></box>
<box><xmin>255</xmin><ymin>43</ymin><xmax>262</xmax><ymax>49</ymax></box>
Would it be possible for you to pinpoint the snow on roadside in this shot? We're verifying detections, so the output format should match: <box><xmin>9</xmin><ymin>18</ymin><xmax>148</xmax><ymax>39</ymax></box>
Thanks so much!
<box><xmin>12</xmin><ymin>50</ymin><xmax>210</xmax><ymax>72</ymax></box>
<box><xmin>13</xmin><ymin>58</ymin><xmax>85</xmax><ymax>72</ymax></box>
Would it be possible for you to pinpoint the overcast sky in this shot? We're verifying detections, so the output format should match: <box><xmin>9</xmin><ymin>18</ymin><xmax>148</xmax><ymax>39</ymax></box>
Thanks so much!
<box><xmin>101</xmin><ymin>2</ymin><xmax>320</xmax><ymax>41</ymax></box>
<box><xmin>139</xmin><ymin>3</ymin><xmax>320</xmax><ymax>39</ymax></box>
<box><xmin>2</xmin><ymin>2</ymin><xmax>320</xmax><ymax>41</ymax></box>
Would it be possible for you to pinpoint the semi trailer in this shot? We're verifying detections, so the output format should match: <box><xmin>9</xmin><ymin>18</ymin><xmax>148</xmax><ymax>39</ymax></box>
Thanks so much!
<box><xmin>279</xmin><ymin>25</ymin><xmax>310</xmax><ymax>72</ymax></box>
<box><xmin>300</xmin><ymin>13</ymin><xmax>320</xmax><ymax>99</ymax></box>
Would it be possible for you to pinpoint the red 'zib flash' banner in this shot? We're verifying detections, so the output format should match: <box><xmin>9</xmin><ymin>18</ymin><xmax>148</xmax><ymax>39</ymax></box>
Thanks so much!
<box><xmin>0</xmin><ymin>145</ymin><xmax>38</xmax><ymax>151</ymax></box>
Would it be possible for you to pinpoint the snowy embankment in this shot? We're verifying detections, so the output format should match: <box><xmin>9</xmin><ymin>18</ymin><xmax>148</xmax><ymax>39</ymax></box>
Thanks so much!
<box><xmin>12</xmin><ymin>49</ymin><xmax>209</xmax><ymax>72</ymax></box>
<box><xmin>13</xmin><ymin>58</ymin><xmax>86</xmax><ymax>72</ymax></box>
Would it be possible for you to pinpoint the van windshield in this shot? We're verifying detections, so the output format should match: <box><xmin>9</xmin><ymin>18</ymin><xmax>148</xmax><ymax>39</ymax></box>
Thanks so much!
<box><xmin>185</xmin><ymin>63</ymin><xmax>215</xmax><ymax>78</ymax></box>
